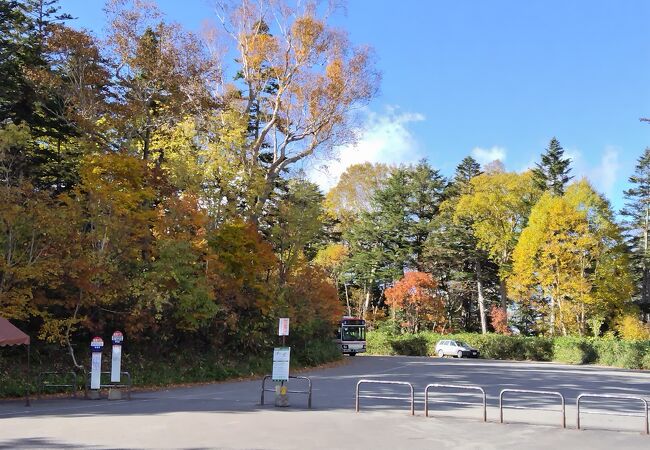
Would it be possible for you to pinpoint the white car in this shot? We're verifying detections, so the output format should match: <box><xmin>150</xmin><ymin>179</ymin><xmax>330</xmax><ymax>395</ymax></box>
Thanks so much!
<box><xmin>435</xmin><ymin>340</ymin><xmax>479</xmax><ymax>358</ymax></box>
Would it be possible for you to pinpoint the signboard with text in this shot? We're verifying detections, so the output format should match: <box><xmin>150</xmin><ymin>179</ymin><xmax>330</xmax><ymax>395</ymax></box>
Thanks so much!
<box><xmin>278</xmin><ymin>318</ymin><xmax>290</xmax><ymax>336</ymax></box>
<box><xmin>111</xmin><ymin>331</ymin><xmax>123</xmax><ymax>383</ymax></box>
<box><xmin>90</xmin><ymin>337</ymin><xmax>104</xmax><ymax>390</ymax></box>
<box><xmin>272</xmin><ymin>347</ymin><xmax>291</xmax><ymax>381</ymax></box>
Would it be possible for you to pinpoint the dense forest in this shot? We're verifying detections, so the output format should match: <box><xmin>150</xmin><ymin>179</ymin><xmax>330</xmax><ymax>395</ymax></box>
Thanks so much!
<box><xmin>1</xmin><ymin>0</ymin><xmax>650</xmax><ymax>376</ymax></box>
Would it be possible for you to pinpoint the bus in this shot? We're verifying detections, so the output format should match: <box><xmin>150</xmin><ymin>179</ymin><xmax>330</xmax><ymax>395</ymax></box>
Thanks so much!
<box><xmin>335</xmin><ymin>317</ymin><xmax>366</xmax><ymax>356</ymax></box>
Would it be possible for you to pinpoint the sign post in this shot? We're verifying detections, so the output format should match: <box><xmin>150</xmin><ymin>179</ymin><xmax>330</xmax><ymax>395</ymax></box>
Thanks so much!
<box><xmin>275</xmin><ymin>318</ymin><xmax>290</xmax><ymax>407</ymax></box>
<box><xmin>111</xmin><ymin>331</ymin><xmax>123</xmax><ymax>383</ymax></box>
<box><xmin>90</xmin><ymin>337</ymin><xmax>104</xmax><ymax>399</ymax></box>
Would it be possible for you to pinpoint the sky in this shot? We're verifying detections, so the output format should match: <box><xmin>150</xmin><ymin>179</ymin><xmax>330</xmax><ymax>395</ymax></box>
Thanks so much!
<box><xmin>63</xmin><ymin>0</ymin><xmax>650</xmax><ymax>211</ymax></box>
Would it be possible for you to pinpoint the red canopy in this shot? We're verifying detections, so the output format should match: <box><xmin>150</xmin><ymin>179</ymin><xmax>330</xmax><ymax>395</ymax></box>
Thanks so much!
<box><xmin>0</xmin><ymin>317</ymin><xmax>30</xmax><ymax>346</ymax></box>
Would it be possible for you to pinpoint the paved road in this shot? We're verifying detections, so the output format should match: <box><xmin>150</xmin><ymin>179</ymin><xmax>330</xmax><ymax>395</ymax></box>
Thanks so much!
<box><xmin>0</xmin><ymin>356</ymin><xmax>649</xmax><ymax>449</ymax></box>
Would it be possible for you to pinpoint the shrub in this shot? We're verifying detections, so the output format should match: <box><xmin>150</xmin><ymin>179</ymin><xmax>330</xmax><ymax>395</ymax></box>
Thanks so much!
<box><xmin>552</xmin><ymin>337</ymin><xmax>596</xmax><ymax>364</ymax></box>
<box><xmin>366</xmin><ymin>330</ymin><xmax>650</xmax><ymax>369</ymax></box>
<box><xmin>390</xmin><ymin>334</ymin><xmax>428</xmax><ymax>356</ymax></box>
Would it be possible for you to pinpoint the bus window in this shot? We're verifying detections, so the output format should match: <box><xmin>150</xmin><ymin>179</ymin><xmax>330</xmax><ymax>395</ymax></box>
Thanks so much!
<box><xmin>342</xmin><ymin>326</ymin><xmax>365</xmax><ymax>341</ymax></box>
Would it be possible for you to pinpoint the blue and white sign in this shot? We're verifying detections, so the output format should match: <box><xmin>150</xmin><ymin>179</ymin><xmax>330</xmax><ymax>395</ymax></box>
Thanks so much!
<box><xmin>111</xmin><ymin>331</ymin><xmax>123</xmax><ymax>383</ymax></box>
<box><xmin>90</xmin><ymin>337</ymin><xmax>104</xmax><ymax>390</ymax></box>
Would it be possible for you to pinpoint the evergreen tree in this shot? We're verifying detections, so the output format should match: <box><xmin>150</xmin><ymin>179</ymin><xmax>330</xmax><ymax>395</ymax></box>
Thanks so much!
<box><xmin>423</xmin><ymin>156</ymin><xmax>497</xmax><ymax>333</ymax></box>
<box><xmin>622</xmin><ymin>148</ymin><xmax>650</xmax><ymax>319</ymax></box>
<box><xmin>408</xmin><ymin>160</ymin><xmax>447</xmax><ymax>269</ymax></box>
<box><xmin>531</xmin><ymin>137</ymin><xmax>573</xmax><ymax>195</ymax></box>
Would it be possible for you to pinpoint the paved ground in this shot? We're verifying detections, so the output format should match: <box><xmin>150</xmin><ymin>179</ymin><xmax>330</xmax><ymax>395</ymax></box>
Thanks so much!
<box><xmin>0</xmin><ymin>356</ymin><xmax>649</xmax><ymax>449</ymax></box>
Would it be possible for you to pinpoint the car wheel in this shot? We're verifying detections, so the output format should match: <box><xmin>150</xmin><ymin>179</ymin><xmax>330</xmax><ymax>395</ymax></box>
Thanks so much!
<box><xmin>457</xmin><ymin>350</ymin><xmax>463</xmax><ymax>359</ymax></box>
<box><xmin>437</xmin><ymin>349</ymin><xmax>444</xmax><ymax>358</ymax></box>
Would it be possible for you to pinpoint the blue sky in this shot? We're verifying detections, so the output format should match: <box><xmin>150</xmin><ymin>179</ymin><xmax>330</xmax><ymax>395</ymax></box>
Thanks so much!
<box><xmin>63</xmin><ymin>0</ymin><xmax>650</xmax><ymax>210</ymax></box>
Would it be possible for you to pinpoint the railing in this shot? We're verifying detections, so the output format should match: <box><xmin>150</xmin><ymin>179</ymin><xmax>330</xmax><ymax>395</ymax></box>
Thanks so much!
<box><xmin>424</xmin><ymin>383</ymin><xmax>486</xmax><ymax>422</ymax></box>
<box><xmin>260</xmin><ymin>375</ymin><xmax>312</xmax><ymax>408</ymax></box>
<box><xmin>576</xmin><ymin>393</ymin><xmax>649</xmax><ymax>435</ymax></box>
<box><xmin>86</xmin><ymin>371</ymin><xmax>132</xmax><ymax>400</ymax></box>
<box><xmin>37</xmin><ymin>371</ymin><xmax>78</xmax><ymax>399</ymax></box>
<box><xmin>499</xmin><ymin>389</ymin><xmax>566</xmax><ymax>428</ymax></box>
<box><xmin>355</xmin><ymin>380</ymin><xmax>414</xmax><ymax>415</ymax></box>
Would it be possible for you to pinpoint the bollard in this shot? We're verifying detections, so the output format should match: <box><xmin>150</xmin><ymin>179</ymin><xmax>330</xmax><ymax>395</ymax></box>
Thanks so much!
<box><xmin>275</xmin><ymin>382</ymin><xmax>290</xmax><ymax>407</ymax></box>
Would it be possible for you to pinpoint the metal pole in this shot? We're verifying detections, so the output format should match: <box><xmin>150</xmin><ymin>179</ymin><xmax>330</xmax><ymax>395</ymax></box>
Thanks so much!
<box><xmin>577</xmin><ymin>396</ymin><xmax>581</xmax><ymax>430</ymax></box>
<box><xmin>25</xmin><ymin>344</ymin><xmax>31</xmax><ymax>407</ymax></box>
<box><xmin>425</xmin><ymin>387</ymin><xmax>429</xmax><ymax>417</ymax></box>
<box><xmin>355</xmin><ymin>381</ymin><xmax>360</xmax><ymax>412</ymax></box>
<box><xmin>499</xmin><ymin>391</ymin><xmax>504</xmax><ymax>423</ymax></box>
<box><xmin>561</xmin><ymin>395</ymin><xmax>566</xmax><ymax>429</ymax></box>
<box><xmin>409</xmin><ymin>384</ymin><xmax>414</xmax><ymax>416</ymax></box>
<box><xmin>307</xmin><ymin>377</ymin><xmax>312</xmax><ymax>409</ymax></box>
<box><xmin>482</xmin><ymin>390</ymin><xmax>487</xmax><ymax>423</ymax></box>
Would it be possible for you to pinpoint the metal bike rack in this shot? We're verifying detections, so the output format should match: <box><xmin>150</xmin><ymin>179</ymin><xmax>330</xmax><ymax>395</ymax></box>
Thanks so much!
<box><xmin>424</xmin><ymin>383</ymin><xmax>487</xmax><ymax>422</ymax></box>
<box><xmin>499</xmin><ymin>389</ymin><xmax>566</xmax><ymax>428</ymax></box>
<box><xmin>260</xmin><ymin>375</ymin><xmax>312</xmax><ymax>408</ymax></box>
<box><xmin>37</xmin><ymin>371</ymin><xmax>78</xmax><ymax>399</ymax></box>
<box><xmin>85</xmin><ymin>371</ymin><xmax>132</xmax><ymax>400</ymax></box>
<box><xmin>576</xmin><ymin>393</ymin><xmax>649</xmax><ymax>435</ymax></box>
<box><xmin>356</xmin><ymin>379</ymin><xmax>414</xmax><ymax>416</ymax></box>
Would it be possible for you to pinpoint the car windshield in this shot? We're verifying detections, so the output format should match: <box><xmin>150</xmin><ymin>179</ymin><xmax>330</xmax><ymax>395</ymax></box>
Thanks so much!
<box><xmin>457</xmin><ymin>341</ymin><xmax>471</xmax><ymax>348</ymax></box>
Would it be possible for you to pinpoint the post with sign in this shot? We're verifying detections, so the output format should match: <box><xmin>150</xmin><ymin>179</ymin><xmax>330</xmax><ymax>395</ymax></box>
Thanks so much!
<box><xmin>111</xmin><ymin>331</ymin><xmax>123</xmax><ymax>382</ymax></box>
<box><xmin>108</xmin><ymin>331</ymin><xmax>124</xmax><ymax>400</ymax></box>
<box><xmin>274</xmin><ymin>318</ymin><xmax>290</xmax><ymax>407</ymax></box>
<box><xmin>89</xmin><ymin>337</ymin><xmax>104</xmax><ymax>399</ymax></box>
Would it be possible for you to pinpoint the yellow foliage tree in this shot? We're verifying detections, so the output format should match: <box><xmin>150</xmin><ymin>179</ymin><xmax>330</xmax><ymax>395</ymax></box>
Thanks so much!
<box><xmin>454</xmin><ymin>171</ymin><xmax>540</xmax><ymax>311</ymax></box>
<box><xmin>510</xmin><ymin>181</ymin><xmax>633</xmax><ymax>335</ymax></box>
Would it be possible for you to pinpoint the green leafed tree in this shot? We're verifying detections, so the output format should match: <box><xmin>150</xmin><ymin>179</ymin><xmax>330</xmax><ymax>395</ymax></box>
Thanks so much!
<box><xmin>621</xmin><ymin>147</ymin><xmax>650</xmax><ymax>320</ymax></box>
<box><xmin>424</xmin><ymin>156</ymin><xmax>498</xmax><ymax>333</ymax></box>
<box><xmin>531</xmin><ymin>137</ymin><xmax>573</xmax><ymax>195</ymax></box>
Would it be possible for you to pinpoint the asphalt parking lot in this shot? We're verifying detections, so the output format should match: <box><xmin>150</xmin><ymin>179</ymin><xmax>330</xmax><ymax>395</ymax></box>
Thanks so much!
<box><xmin>0</xmin><ymin>355</ymin><xmax>649</xmax><ymax>449</ymax></box>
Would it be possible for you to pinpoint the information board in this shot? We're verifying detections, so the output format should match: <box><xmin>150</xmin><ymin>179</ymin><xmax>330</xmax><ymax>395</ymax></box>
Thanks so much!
<box><xmin>278</xmin><ymin>318</ymin><xmax>290</xmax><ymax>336</ymax></box>
<box><xmin>272</xmin><ymin>347</ymin><xmax>291</xmax><ymax>381</ymax></box>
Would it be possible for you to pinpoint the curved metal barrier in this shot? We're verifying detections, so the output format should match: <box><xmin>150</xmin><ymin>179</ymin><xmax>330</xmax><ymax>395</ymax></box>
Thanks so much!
<box><xmin>500</xmin><ymin>388</ymin><xmax>566</xmax><ymax>428</ymax></box>
<box><xmin>85</xmin><ymin>371</ymin><xmax>132</xmax><ymax>400</ymax></box>
<box><xmin>355</xmin><ymin>379</ymin><xmax>414</xmax><ymax>415</ymax></box>
<box><xmin>260</xmin><ymin>375</ymin><xmax>312</xmax><ymax>408</ymax></box>
<box><xmin>37</xmin><ymin>371</ymin><xmax>78</xmax><ymax>399</ymax></box>
<box><xmin>424</xmin><ymin>383</ymin><xmax>486</xmax><ymax>422</ymax></box>
<box><xmin>576</xmin><ymin>393</ymin><xmax>649</xmax><ymax>434</ymax></box>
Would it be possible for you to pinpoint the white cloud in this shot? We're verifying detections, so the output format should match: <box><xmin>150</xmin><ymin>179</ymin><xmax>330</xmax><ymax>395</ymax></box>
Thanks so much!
<box><xmin>307</xmin><ymin>106</ymin><xmax>425</xmax><ymax>192</ymax></box>
<box><xmin>565</xmin><ymin>146</ymin><xmax>621</xmax><ymax>198</ymax></box>
<box><xmin>471</xmin><ymin>146</ymin><xmax>507</xmax><ymax>166</ymax></box>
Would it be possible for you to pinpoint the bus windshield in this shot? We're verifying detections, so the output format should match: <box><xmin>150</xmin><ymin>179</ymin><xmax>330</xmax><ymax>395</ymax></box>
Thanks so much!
<box><xmin>341</xmin><ymin>325</ymin><xmax>365</xmax><ymax>341</ymax></box>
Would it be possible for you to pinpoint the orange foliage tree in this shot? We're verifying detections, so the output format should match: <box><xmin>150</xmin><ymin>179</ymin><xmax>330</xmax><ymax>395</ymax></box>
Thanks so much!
<box><xmin>490</xmin><ymin>305</ymin><xmax>510</xmax><ymax>335</ymax></box>
<box><xmin>384</xmin><ymin>272</ymin><xmax>445</xmax><ymax>333</ymax></box>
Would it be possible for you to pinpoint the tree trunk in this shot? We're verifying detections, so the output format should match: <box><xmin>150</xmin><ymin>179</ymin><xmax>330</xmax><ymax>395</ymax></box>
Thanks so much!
<box><xmin>476</xmin><ymin>260</ymin><xmax>487</xmax><ymax>334</ymax></box>
<box><xmin>499</xmin><ymin>278</ymin><xmax>508</xmax><ymax>311</ymax></box>
<box><xmin>344</xmin><ymin>282</ymin><xmax>351</xmax><ymax>317</ymax></box>
<box><xmin>549</xmin><ymin>295</ymin><xmax>555</xmax><ymax>336</ymax></box>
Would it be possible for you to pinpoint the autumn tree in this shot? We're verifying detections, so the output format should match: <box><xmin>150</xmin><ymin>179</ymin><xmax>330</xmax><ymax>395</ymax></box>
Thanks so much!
<box><xmin>454</xmin><ymin>171</ymin><xmax>541</xmax><ymax>315</ymax></box>
<box><xmin>216</xmin><ymin>0</ymin><xmax>380</xmax><ymax>221</ymax></box>
<box><xmin>106</xmin><ymin>0</ymin><xmax>218</xmax><ymax>161</ymax></box>
<box><xmin>263</xmin><ymin>179</ymin><xmax>326</xmax><ymax>283</ymax></box>
<box><xmin>510</xmin><ymin>181</ymin><xmax>633</xmax><ymax>336</ymax></box>
<box><xmin>424</xmin><ymin>156</ymin><xmax>497</xmax><ymax>333</ymax></box>
<box><xmin>384</xmin><ymin>271</ymin><xmax>444</xmax><ymax>333</ymax></box>
<box><xmin>324</xmin><ymin>162</ymin><xmax>392</xmax><ymax>227</ymax></box>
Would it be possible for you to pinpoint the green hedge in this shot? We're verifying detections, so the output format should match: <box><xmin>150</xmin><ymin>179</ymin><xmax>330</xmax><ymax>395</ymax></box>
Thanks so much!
<box><xmin>367</xmin><ymin>330</ymin><xmax>650</xmax><ymax>370</ymax></box>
